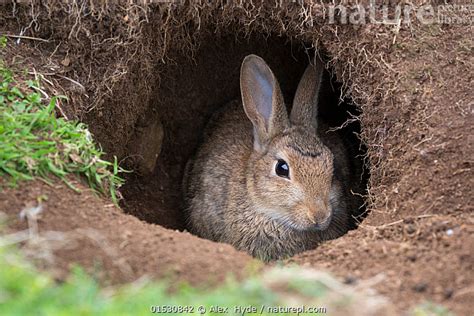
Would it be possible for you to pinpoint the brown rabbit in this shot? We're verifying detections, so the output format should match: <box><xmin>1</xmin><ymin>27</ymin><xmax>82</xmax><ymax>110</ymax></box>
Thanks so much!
<box><xmin>183</xmin><ymin>54</ymin><xmax>363</xmax><ymax>261</ymax></box>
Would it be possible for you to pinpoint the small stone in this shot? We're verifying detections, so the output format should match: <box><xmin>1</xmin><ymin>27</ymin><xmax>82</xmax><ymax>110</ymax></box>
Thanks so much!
<box><xmin>443</xmin><ymin>288</ymin><xmax>454</xmax><ymax>299</ymax></box>
<box><xmin>407</xmin><ymin>253</ymin><xmax>417</xmax><ymax>262</ymax></box>
<box><xmin>128</xmin><ymin>115</ymin><xmax>164</xmax><ymax>175</ymax></box>
<box><xmin>343</xmin><ymin>275</ymin><xmax>357</xmax><ymax>285</ymax></box>
<box><xmin>405</xmin><ymin>224</ymin><xmax>416</xmax><ymax>234</ymax></box>
<box><xmin>413</xmin><ymin>282</ymin><xmax>428</xmax><ymax>292</ymax></box>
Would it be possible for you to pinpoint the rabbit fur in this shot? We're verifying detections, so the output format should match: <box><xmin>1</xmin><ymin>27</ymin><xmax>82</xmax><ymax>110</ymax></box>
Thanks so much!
<box><xmin>183</xmin><ymin>54</ymin><xmax>363</xmax><ymax>261</ymax></box>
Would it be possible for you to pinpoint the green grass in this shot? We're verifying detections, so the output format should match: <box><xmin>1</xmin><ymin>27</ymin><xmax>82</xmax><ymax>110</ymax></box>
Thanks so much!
<box><xmin>0</xmin><ymin>54</ymin><xmax>125</xmax><ymax>203</ymax></box>
<box><xmin>0</xmin><ymin>244</ymin><xmax>453</xmax><ymax>316</ymax></box>
<box><xmin>0</xmin><ymin>245</ymin><xmax>327</xmax><ymax>316</ymax></box>
<box><xmin>412</xmin><ymin>303</ymin><xmax>453</xmax><ymax>316</ymax></box>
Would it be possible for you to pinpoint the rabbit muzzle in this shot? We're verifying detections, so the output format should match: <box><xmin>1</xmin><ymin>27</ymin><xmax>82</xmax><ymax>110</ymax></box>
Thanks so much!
<box><xmin>306</xmin><ymin>199</ymin><xmax>332</xmax><ymax>231</ymax></box>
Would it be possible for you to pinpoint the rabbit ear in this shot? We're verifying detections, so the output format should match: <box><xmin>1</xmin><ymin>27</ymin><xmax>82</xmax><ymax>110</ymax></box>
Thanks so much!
<box><xmin>240</xmin><ymin>55</ymin><xmax>289</xmax><ymax>152</ymax></box>
<box><xmin>290</xmin><ymin>55</ymin><xmax>325</xmax><ymax>130</ymax></box>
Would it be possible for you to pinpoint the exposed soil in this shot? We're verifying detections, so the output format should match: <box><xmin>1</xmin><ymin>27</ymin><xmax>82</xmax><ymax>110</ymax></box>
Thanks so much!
<box><xmin>1</xmin><ymin>2</ymin><xmax>473</xmax><ymax>315</ymax></box>
<box><xmin>0</xmin><ymin>178</ymin><xmax>253</xmax><ymax>286</ymax></box>
<box><xmin>288</xmin><ymin>24</ymin><xmax>474</xmax><ymax>315</ymax></box>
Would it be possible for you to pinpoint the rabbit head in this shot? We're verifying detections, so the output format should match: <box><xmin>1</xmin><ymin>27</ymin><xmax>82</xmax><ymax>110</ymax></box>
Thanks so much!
<box><xmin>240</xmin><ymin>54</ymin><xmax>343</xmax><ymax>232</ymax></box>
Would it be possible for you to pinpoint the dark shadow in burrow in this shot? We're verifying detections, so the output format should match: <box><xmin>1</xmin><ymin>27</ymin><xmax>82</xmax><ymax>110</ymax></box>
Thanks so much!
<box><xmin>120</xmin><ymin>32</ymin><xmax>369</xmax><ymax>232</ymax></box>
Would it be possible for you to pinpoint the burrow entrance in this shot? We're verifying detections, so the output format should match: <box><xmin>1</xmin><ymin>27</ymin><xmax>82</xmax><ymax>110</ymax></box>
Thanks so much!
<box><xmin>119</xmin><ymin>32</ymin><xmax>369</xmax><ymax>238</ymax></box>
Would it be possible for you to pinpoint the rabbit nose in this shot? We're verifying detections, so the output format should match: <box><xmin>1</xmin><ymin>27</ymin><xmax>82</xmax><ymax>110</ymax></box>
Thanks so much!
<box><xmin>306</xmin><ymin>199</ymin><xmax>331</xmax><ymax>225</ymax></box>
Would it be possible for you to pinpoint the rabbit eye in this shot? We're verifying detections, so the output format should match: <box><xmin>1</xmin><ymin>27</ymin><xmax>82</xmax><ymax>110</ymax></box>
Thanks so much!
<box><xmin>275</xmin><ymin>159</ymin><xmax>290</xmax><ymax>179</ymax></box>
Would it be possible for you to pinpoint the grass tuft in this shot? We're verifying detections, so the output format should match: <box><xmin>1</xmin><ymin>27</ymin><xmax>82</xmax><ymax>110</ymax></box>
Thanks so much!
<box><xmin>0</xmin><ymin>53</ymin><xmax>125</xmax><ymax>203</ymax></box>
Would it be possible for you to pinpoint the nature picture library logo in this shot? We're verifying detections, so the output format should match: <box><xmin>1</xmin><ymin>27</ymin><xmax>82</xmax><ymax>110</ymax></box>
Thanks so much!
<box><xmin>326</xmin><ymin>0</ymin><xmax>474</xmax><ymax>25</ymax></box>
<box><xmin>117</xmin><ymin>1</ymin><xmax>473</xmax><ymax>25</ymax></box>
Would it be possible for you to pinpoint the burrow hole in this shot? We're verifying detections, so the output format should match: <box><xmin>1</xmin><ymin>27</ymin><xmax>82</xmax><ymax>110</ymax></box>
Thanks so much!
<box><xmin>119</xmin><ymin>32</ymin><xmax>369</xmax><ymax>239</ymax></box>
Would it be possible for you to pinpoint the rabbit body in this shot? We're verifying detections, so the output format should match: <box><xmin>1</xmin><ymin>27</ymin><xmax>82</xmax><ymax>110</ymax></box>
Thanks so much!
<box><xmin>184</xmin><ymin>55</ymin><xmax>362</xmax><ymax>261</ymax></box>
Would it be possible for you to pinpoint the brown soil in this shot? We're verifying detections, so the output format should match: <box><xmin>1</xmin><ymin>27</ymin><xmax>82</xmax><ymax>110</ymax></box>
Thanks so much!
<box><xmin>0</xmin><ymin>178</ymin><xmax>253</xmax><ymax>286</ymax></box>
<box><xmin>1</xmin><ymin>2</ymin><xmax>473</xmax><ymax>315</ymax></box>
